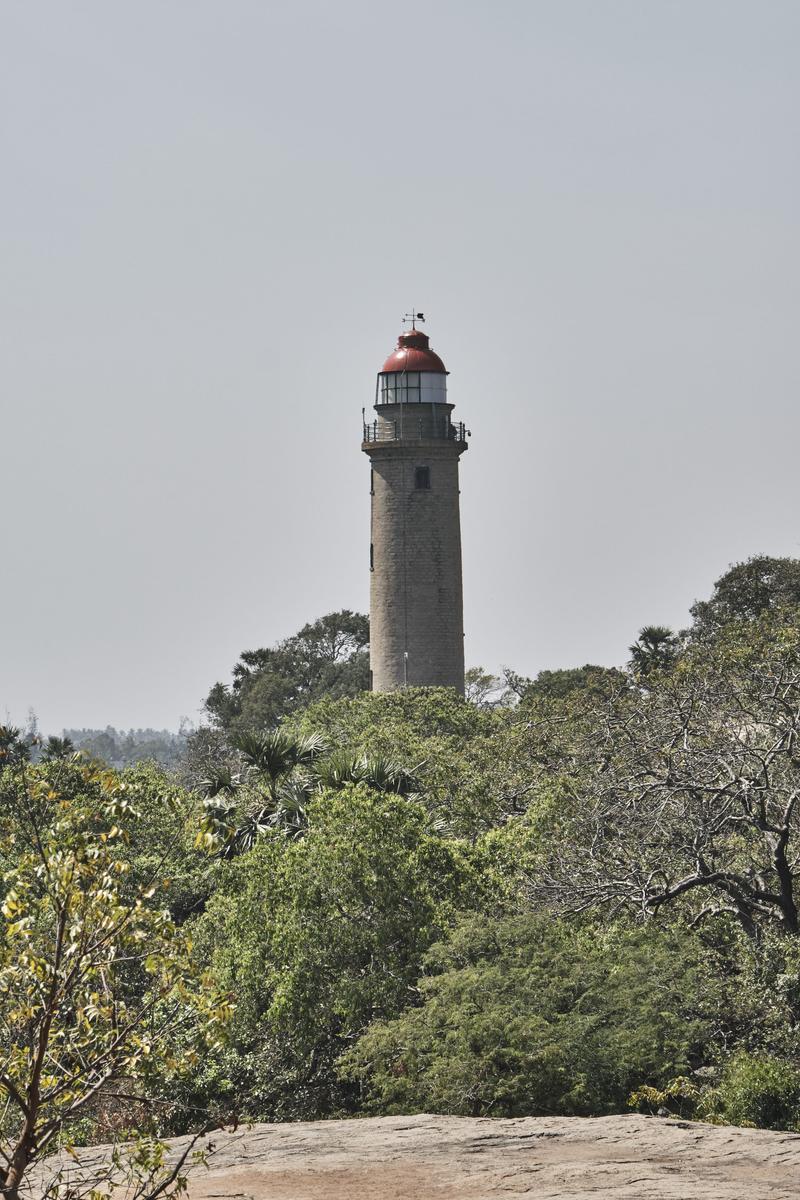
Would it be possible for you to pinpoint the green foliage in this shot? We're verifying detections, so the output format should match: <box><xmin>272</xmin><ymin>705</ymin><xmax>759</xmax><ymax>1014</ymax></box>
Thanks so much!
<box><xmin>716</xmin><ymin>925</ymin><xmax>800</xmax><ymax>1061</ymax></box>
<box><xmin>628</xmin><ymin>1074</ymin><xmax>704</xmax><ymax>1119</ymax></box>
<box><xmin>0</xmin><ymin>760</ymin><xmax>231</xmax><ymax>1197</ymax></box>
<box><xmin>196</xmin><ymin>685</ymin><xmax>550</xmax><ymax>850</ymax></box>
<box><xmin>195</xmin><ymin>722</ymin><xmax>425</xmax><ymax>858</ymax></box>
<box><xmin>190</xmin><ymin>786</ymin><xmax>479</xmax><ymax>1120</ymax></box>
<box><xmin>343</xmin><ymin>915</ymin><xmax>716</xmax><ymax>1118</ymax></box>
<box><xmin>290</xmin><ymin>686</ymin><xmax>489</xmax><ymax>747</ymax></box>
<box><xmin>40</xmin><ymin>735</ymin><xmax>76</xmax><ymax>762</ymax></box>
<box><xmin>229</xmin><ymin>728</ymin><xmax>328</xmax><ymax>778</ymax></box>
<box><xmin>464</xmin><ymin>667</ymin><xmax>513</xmax><ymax>708</ymax></box>
<box><xmin>312</xmin><ymin>749</ymin><xmax>418</xmax><ymax>796</ymax></box>
<box><xmin>116</xmin><ymin>761</ymin><xmax>216</xmax><ymax>923</ymax></box>
<box><xmin>632</xmin><ymin>1054</ymin><xmax>800</xmax><ymax>1132</ymax></box>
<box><xmin>690</xmin><ymin>555</ymin><xmax>800</xmax><ymax>640</ymax></box>
<box><xmin>204</xmin><ymin>611</ymin><xmax>369</xmax><ymax>732</ymax></box>
<box><xmin>289</xmin><ymin>688</ymin><xmax>540</xmax><ymax>836</ymax></box>
<box><xmin>515</xmin><ymin>664</ymin><xmax>626</xmax><ymax>702</ymax></box>
<box><xmin>627</xmin><ymin>625</ymin><xmax>680</xmax><ymax>677</ymax></box>
<box><xmin>200</xmin><ymin>728</ymin><xmax>331</xmax><ymax>855</ymax></box>
<box><xmin>10</xmin><ymin>569</ymin><xmax>800</xmax><ymax>1148</ymax></box>
<box><xmin>0</xmin><ymin>726</ymin><xmax>32</xmax><ymax>766</ymax></box>
<box><xmin>527</xmin><ymin>610</ymin><xmax>800</xmax><ymax>936</ymax></box>
<box><xmin>709</xmin><ymin>1053</ymin><xmax>800</xmax><ymax>1131</ymax></box>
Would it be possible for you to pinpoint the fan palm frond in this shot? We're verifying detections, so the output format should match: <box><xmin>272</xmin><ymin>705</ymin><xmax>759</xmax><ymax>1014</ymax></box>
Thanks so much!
<box><xmin>361</xmin><ymin>754</ymin><xmax>419</xmax><ymax>796</ymax></box>
<box><xmin>314</xmin><ymin>749</ymin><xmax>419</xmax><ymax>796</ymax></box>
<box><xmin>313</xmin><ymin>748</ymin><xmax>366</xmax><ymax>790</ymax></box>
<box><xmin>230</xmin><ymin>729</ymin><xmax>329</xmax><ymax>780</ymax></box>
<box><xmin>266</xmin><ymin>780</ymin><xmax>312</xmax><ymax>840</ymax></box>
<box><xmin>199</xmin><ymin>765</ymin><xmax>242</xmax><ymax>798</ymax></box>
<box><xmin>222</xmin><ymin>804</ymin><xmax>275</xmax><ymax>858</ymax></box>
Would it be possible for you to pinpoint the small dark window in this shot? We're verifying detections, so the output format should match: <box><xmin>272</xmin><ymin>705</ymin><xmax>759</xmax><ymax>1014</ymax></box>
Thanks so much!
<box><xmin>370</xmin><ymin>542</ymin><xmax>374</xmax><ymax>570</ymax></box>
<box><xmin>370</xmin><ymin>469</ymin><xmax>374</xmax><ymax>495</ymax></box>
<box><xmin>414</xmin><ymin>465</ymin><xmax>430</xmax><ymax>490</ymax></box>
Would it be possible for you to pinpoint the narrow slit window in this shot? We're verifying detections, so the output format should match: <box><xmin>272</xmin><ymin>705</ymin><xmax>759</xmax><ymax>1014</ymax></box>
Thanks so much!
<box><xmin>370</xmin><ymin>542</ymin><xmax>374</xmax><ymax>570</ymax></box>
<box><xmin>414</xmin><ymin>465</ymin><xmax>431</xmax><ymax>490</ymax></box>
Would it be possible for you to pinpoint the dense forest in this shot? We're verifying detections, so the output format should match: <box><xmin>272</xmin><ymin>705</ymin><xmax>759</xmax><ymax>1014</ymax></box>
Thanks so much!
<box><xmin>5</xmin><ymin>724</ymin><xmax>192</xmax><ymax>770</ymax></box>
<box><xmin>63</xmin><ymin>726</ymin><xmax>192</xmax><ymax>770</ymax></box>
<box><xmin>4</xmin><ymin>555</ymin><xmax>800</xmax><ymax>1196</ymax></box>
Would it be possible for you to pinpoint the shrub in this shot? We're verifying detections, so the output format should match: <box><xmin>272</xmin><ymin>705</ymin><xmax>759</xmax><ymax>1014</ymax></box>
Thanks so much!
<box><xmin>186</xmin><ymin>785</ymin><xmax>480</xmax><ymax>1120</ymax></box>
<box><xmin>709</xmin><ymin>1053</ymin><xmax>800</xmax><ymax>1131</ymax></box>
<box><xmin>342</xmin><ymin>914</ymin><xmax>717</xmax><ymax>1117</ymax></box>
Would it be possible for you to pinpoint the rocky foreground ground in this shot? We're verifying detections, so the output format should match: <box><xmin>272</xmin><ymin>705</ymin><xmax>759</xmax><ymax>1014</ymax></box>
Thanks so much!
<box><xmin>47</xmin><ymin>1112</ymin><xmax>800</xmax><ymax>1199</ymax></box>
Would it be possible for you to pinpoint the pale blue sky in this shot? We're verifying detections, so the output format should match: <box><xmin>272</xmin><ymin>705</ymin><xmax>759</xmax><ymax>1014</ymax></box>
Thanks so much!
<box><xmin>2</xmin><ymin>0</ymin><xmax>798</xmax><ymax>731</ymax></box>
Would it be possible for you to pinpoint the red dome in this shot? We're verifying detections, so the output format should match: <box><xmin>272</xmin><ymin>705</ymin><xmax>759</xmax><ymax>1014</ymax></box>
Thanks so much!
<box><xmin>379</xmin><ymin>329</ymin><xmax>447</xmax><ymax>375</ymax></box>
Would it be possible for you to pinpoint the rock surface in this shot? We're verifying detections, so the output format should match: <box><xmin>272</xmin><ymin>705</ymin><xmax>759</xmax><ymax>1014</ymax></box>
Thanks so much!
<box><xmin>59</xmin><ymin>1108</ymin><xmax>800</xmax><ymax>1195</ymax></box>
<box><xmin>45</xmin><ymin>1113</ymin><xmax>800</xmax><ymax>1199</ymax></box>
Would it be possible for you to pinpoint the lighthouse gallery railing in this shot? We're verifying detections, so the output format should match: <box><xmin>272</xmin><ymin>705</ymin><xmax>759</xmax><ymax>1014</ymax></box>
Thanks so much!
<box><xmin>362</xmin><ymin>419</ymin><xmax>467</xmax><ymax>444</ymax></box>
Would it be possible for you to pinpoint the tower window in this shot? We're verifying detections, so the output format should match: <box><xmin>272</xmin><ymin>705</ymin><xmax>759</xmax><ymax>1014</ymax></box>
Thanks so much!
<box><xmin>414</xmin><ymin>465</ymin><xmax>430</xmax><ymax>490</ymax></box>
<box><xmin>370</xmin><ymin>542</ymin><xmax>374</xmax><ymax>570</ymax></box>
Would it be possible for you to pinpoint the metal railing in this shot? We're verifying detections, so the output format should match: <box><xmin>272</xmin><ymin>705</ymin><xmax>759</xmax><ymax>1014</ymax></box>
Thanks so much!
<box><xmin>362</xmin><ymin>419</ymin><xmax>467</xmax><ymax>444</ymax></box>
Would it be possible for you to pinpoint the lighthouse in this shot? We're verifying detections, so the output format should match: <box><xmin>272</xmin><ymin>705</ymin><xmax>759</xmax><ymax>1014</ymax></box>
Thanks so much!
<box><xmin>362</xmin><ymin>316</ymin><xmax>468</xmax><ymax>694</ymax></box>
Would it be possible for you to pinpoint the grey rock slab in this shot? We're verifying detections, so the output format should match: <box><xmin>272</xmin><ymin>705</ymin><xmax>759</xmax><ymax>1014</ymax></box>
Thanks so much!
<box><xmin>35</xmin><ymin>1113</ymin><xmax>800</xmax><ymax>1200</ymax></box>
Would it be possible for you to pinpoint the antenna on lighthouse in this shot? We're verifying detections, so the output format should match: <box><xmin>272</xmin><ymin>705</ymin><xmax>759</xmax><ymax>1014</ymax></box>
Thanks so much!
<box><xmin>402</xmin><ymin>311</ymin><xmax>425</xmax><ymax>330</ymax></box>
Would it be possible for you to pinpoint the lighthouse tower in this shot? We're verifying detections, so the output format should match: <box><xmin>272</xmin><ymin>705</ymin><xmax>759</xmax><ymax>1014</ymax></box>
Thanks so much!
<box><xmin>362</xmin><ymin>316</ymin><xmax>468</xmax><ymax>694</ymax></box>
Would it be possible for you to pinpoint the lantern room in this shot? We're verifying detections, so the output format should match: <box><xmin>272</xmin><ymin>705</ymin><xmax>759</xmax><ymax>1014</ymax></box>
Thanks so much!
<box><xmin>376</xmin><ymin>328</ymin><xmax>449</xmax><ymax>405</ymax></box>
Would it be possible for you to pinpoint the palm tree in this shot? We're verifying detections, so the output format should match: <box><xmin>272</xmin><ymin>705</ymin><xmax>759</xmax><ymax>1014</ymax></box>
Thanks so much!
<box><xmin>0</xmin><ymin>726</ymin><xmax>30</xmax><ymax>766</ymax></box>
<box><xmin>229</xmin><ymin>729</ymin><xmax>327</xmax><ymax>781</ymax></box>
<box><xmin>314</xmin><ymin>749</ymin><xmax>418</xmax><ymax>796</ymax></box>
<box><xmin>628</xmin><ymin>626</ymin><xmax>680</xmax><ymax>677</ymax></box>
<box><xmin>40</xmin><ymin>736</ymin><xmax>76</xmax><ymax>763</ymax></box>
<box><xmin>199</xmin><ymin>729</ymin><xmax>419</xmax><ymax>858</ymax></box>
<box><xmin>200</xmin><ymin>729</ymin><xmax>327</xmax><ymax>857</ymax></box>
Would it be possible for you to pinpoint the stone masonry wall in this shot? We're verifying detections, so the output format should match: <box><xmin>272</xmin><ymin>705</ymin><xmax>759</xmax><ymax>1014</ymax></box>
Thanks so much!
<box><xmin>366</xmin><ymin>440</ymin><xmax>465</xmax><ymax>693</ymax></box>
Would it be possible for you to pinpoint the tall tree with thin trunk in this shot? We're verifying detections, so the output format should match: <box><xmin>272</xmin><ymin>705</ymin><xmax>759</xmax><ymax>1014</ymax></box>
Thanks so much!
<box><xmin>0</xmin><ymin>761</ymin><xmax>231</xmax><ymax>1199</ymax></box>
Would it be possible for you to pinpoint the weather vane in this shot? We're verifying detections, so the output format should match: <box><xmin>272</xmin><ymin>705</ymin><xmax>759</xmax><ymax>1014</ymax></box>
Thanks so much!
<box><xmin>402</xmin><ymin>310</ymin><xmax>425</xmax><ymax>331</ymax></box>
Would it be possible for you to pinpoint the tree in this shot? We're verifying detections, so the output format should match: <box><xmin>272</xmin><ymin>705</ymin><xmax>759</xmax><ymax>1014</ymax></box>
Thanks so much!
<box><xmin>628</xmin><ymin>625</ymin><xmax>680</xmax><ymax>677</ymax></box>
<box><xmin>529</xmin><ymin>613</ymin><xmax>800</xmax><ymax>937</ymax></box>
<box><xmin>516</xmin><ymin>664</ymin><xmax>626</xmax><ymax>702</ymax></box>
<box><xmin>188</xmin><ymin>786</ymin><xmax>478</xmax><ymax>1121</ymax></box>
<box><xmin>198</xmin><ymin>728</ymin><xmax>420</xmax><ymax>857</ymax></box>
<box><xmin>289</xmin><ymin>687</ymin><xmax>557</xmax><ymax>837</ymax></box>
<box><xmin>342</xmin><ymin>914</ymin><xmax>718</xmax><ymax>1118</ymax></box>
<box><xmin>312</xmin><ymin>749</ymin><xmax>418</xmax><ymax>797</ymax></box>
<box><xmin>0</xmin><ymin>760</ymin><xmax>231</xmax><ymax>1198</ymax></box>
<box><xmin>0</xmin><ymin>727</ymin><xmax>30</xmax><ymax>767</ymax></box>
<box><xmin>464</xmin><ymin>668</ymin><xmax>512</xmax><ymax>708</ymax></box>
<box><xmin>690</xmin><ymin>556</ymin><xmax>800</xmax><ymax>641</ymax></box>
<box><xmin>119</xmin><ymin>762</ymin><xmax>218</xmax><ymax>925</ymax></box>
<box><xmin>204</xmin><ymin>611</ymin><xmax>370</xmax><ymax>732</ymax></box>
<box><xmin>199</xmin><ymin>728</ymin><xmax>328</xmax><ymax>855</ymax></box>
<box><xmin>40</xmin><ymin>735</ymin><xmax>75</xmax><ymax>762</ymax></box>
<box><xmin>64</xmin><ymin>727</ymin><xmax>191</xmax><ymax>770</ymax></box>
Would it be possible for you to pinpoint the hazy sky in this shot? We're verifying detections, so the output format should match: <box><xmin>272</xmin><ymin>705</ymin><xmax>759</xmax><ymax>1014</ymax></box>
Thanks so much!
<box><xmin>2</xmin><ymin>0</ymin><xmax>798</xmax><ymax>733</ymax></box>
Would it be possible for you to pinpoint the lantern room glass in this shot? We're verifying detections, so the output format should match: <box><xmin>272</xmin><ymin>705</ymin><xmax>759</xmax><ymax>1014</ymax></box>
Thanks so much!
<box><xmin>377</xmin><ymin>372</ymin><xmax>448</xmax><ymax>404</ymax></box>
